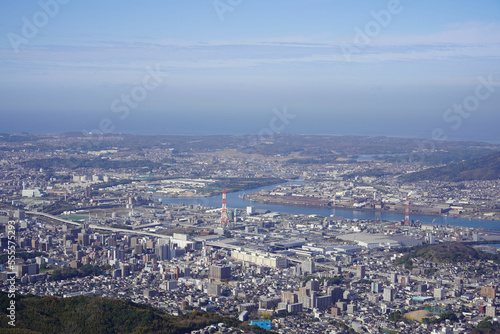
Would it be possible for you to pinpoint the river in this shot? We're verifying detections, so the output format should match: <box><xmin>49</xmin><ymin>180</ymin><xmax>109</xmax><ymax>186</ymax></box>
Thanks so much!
<box><xmin>154</xmin><ymin>180</ymin><xmax>500</xmax><ymax>230</ymax></box>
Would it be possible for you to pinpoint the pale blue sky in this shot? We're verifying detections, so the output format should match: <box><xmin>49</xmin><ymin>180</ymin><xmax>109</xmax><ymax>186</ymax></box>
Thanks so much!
<box><xmin>1</xmin><ymin>0</ymin><xmax>499</xmax><ymax>141</ymax></box>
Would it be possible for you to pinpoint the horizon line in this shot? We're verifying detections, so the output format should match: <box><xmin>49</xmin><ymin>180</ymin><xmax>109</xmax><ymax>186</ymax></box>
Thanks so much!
<box><xmin>2</xmin><ymin>131</ymin><xmax>499</xmax><ymax>145</ymax></box>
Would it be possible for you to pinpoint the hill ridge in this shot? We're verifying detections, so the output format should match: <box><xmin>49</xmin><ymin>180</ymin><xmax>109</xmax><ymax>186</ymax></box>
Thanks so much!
<box><xmin>402</xmin><ymin>151</ymin><xmax>500</xmax><ymax>182</ymax></box>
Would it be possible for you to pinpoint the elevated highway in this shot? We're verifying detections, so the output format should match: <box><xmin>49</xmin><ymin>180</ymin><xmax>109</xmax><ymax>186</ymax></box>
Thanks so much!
<box><xmin>26</xmin><ymin>211</ymin><xmax>168</xmax><ymax>238</ymax></box>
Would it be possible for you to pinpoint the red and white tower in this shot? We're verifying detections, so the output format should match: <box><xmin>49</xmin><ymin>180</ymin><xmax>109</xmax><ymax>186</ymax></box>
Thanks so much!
<box><xmin>404</xmin><ymin>196</ymin><xmax>410</xmax><ymax>224</ymax></box>
<box><xmin>220</xmin><ymin>189</ymin><xmax>229</xmax><ymax>225</ymax></box>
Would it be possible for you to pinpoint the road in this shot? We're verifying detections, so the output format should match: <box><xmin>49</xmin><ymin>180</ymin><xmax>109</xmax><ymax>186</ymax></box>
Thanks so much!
<box><xmin>26</xmin><ymin>211</ymin><xmax>169</xmax><ymax>238</ymax></box>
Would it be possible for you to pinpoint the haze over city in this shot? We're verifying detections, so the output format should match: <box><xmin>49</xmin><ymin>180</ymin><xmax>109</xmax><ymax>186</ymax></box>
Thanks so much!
<box><xmin>3</xmin><ymin>2</ymin><xmax>500</xmax><ymax>333</ymax></box>
<box><xmin>1</xmin><ymin>0</ymin><xmax>499</xmax><ymax>142</ymax></box>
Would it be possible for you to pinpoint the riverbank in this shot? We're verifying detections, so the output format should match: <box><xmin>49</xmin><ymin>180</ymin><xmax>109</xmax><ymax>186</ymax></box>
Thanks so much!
<box><xmin>155</xmin><ymin>195</ymin><xmax>500</xmax><ymax>231</ymax></box>
<box><xmin>247</xmin><ymin>193</ymin><xmax>500</xmax><ymax>221</ymax></box>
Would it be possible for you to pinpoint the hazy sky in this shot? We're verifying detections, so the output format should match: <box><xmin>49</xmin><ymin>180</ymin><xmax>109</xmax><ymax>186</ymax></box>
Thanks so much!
<box><xmin>1</xmin><ymin>0</ymin><xmax>499</xmax><ymax>142</ymax></box>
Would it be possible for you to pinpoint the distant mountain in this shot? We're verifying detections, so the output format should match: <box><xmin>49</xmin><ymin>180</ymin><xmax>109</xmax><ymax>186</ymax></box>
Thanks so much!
<box><xmin>402</xmin><ymin>151</ymin><xmax>500</xmax><ymax>182</ymax></box>
<box><xmin>0</xmin><ymin>293</ymin><xmax>272</xmax><ymax>334</ymax></box>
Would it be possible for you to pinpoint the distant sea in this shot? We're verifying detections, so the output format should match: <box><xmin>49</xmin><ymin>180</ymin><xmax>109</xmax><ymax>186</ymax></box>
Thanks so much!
<box><xmin>1</xmin><ymin>111</ymin><xmax>499</xmax><ymax>144</ymax></box>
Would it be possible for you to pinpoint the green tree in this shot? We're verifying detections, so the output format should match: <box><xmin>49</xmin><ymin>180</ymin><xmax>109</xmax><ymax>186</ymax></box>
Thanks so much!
<box><xmin>388</xmin><ymin>311</ymin><xmax>402</xmax><ymax>322</ymax></box>
<box><xmin>262</xmin><ymin>312</ymin><xmax>271</xmax><ymax>320</ymax></box>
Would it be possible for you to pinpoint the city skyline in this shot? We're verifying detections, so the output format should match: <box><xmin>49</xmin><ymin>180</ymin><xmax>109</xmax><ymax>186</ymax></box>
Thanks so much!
<box><xmin>1</xmin><ymin>0</ymin><xmax>499</xmax><ymax>142</ymax></box>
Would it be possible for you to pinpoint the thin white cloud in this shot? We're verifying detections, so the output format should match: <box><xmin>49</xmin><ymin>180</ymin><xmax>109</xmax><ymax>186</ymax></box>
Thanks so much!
<box><xmin>0</xmin><ymin>22</ymin><xmax>498</xmax><ymax>79</ymax></box>
<box><xmin>371</xmin><ymin>22</ymin><xmax>500</xmax><ymax>46</ymax></box>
